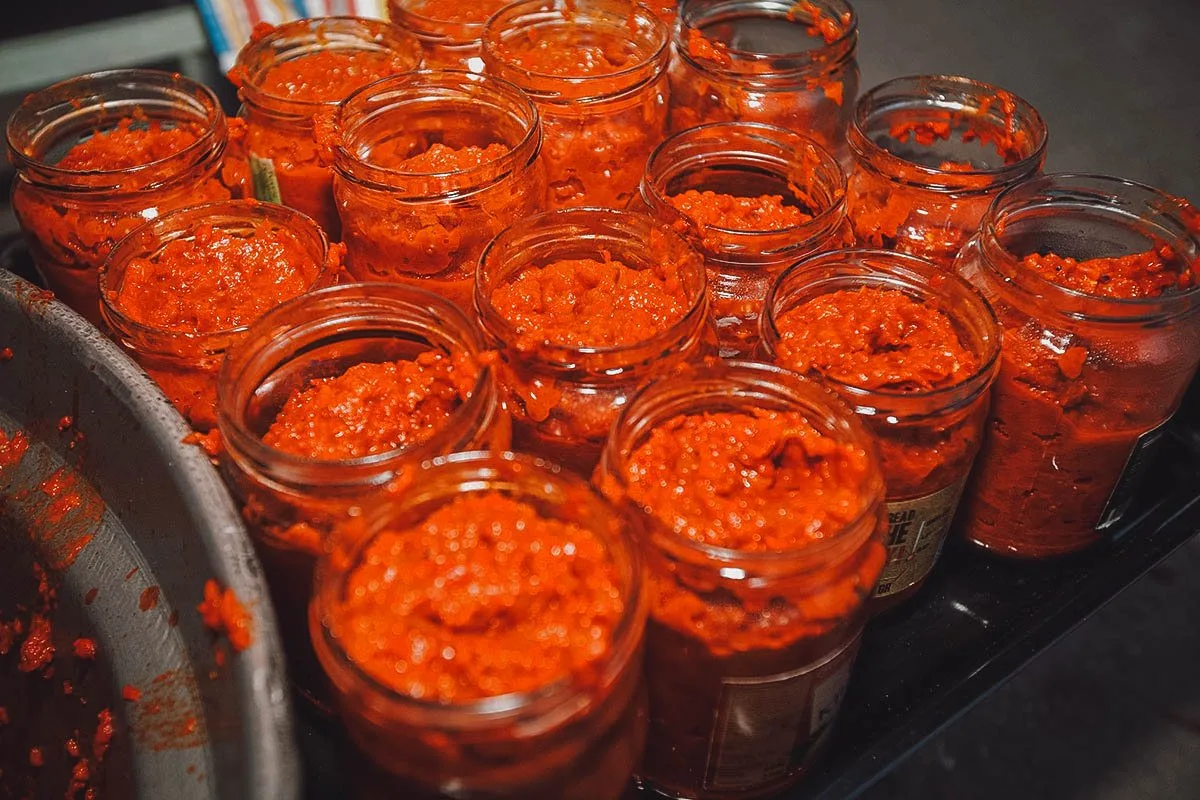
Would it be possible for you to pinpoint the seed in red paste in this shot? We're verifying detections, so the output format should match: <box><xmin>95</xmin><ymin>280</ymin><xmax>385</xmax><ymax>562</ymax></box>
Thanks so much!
<box><xmin>197</xmin><ymin>579</ymin><xmax>253</xmax><ymax>652</ymax></box>
<box><xmin>330</xmin><ymin>493</ymin><xmax>623</xmax><ymax>703</ymax></box>
<box><xmin>490</xmin><ymin>257</ymin><xmax>690</xmax><ymax>349</ymax></box>
<box><xmin>1021</xmin><ymin>245</ymin><xmax>1194</xmax><ymax>298</ymax></box>
<box><xmin>624</xmin><ymin>409</ymin><xmax>874</xmax><ymax>552</ymax></box>
<box><xmin>73</xmin><ymin>638</ymin><xmax>98</xmax><ymax>660</ymax></box>
<box><xmin>122</xmin><ymin>685</ymin><xmax>141</xmax><ymax>702</ymax></box>
<box><xmin>18</xmin><ymin>614</ymin><xmax>54</xmax><ymax>673</ymax></box>
<box><xmin>261</xmin><ymin>351</ymin><xmax>477</xmax><ymax>462</ymax></box>
<box><xmin>255</xmin><ymin>50</ymin><xmax>414</xmax><ymax>103</ymax></box>
<box><xmin>668</xmin><ymin>189</ymin><xmax>814</xmax><ymax>232</ymax></box>
<box><xmin>55</xmin><ymin>118</ymin><xmax>204</xmax><ymax>172</ymax></box>
<box><xmin>110</xmin><ymin>222</ymin><xmax>320</xmax><ymax>334</ymax></box>
<box><xmin>773</xmin><ymin>287</ymin><xmax>979</xmax><ymax>392</ymax></box>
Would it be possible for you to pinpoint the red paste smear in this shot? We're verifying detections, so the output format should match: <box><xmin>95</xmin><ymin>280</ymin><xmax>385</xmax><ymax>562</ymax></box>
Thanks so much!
<box><xmin>54</xmin><ymin>118</ymin><xmax>203</xmax><ymax>172</ymax></box>
<box><xmin>30</xmin><ymin>466</ymin><xmax>101</xmax><ymax>571</ymax></box>
<box><xmin>72</xmin><ymin>639</ymin><xmax>97</xmax><ymax>660</ymax></box>
<box><xmin>490</xmin><ymin>256</ymin><xmax>691</xmax><ymax>350</ymax></box>
<box><xmin>786</xmin><ymin>0</ymin><xmax>853</xmax><ymax>44</ymax></box>
<box><xmin>330</xmin><ymin>493</ymin><xmax>623</xmax><ymax>703</ymax></box>
<box><xmin>128</xmin><ymin>669</ymin><xmax>205</xmax><ymax>752</ymax></box>
<box><xmin>110</xmin><ymin>221</ymin><xmax>320</xmax><ymax>334</ymax></box>
<box><xmin>369</xmin><ymin>141</ymin><xmax>511</xmax><ymax>174</ymax></box>
<box><xmin>1021</xmin><ymin>245</ymin><xmax>1195</xmax><ymax>299</ymax></box>
<box><xmin>624</xmin><ymin>409</ymin><xmax>873</xmax><ymax>552</ymax></box>
<box><xmin>254</xmin><ymin>49</ymin><xmax>413</xmax><ymax>104</ymax></box>
<box><xmin>138</xmin><ymin>586</ymin><xmax>161</xmax><ymax>612</ymax></box>
<box><xmin>668</xmin><ymin>190</ymin><xmax>813</xmax><ymax>232</ymax></box>
<box><xmin>411</xmin><ymin>0</ymin><xmax>509</xmax><ymax>23</ymax></box>
<box><xmin>121</xmin><ymin>685</ymin><xmax>141</xmax><ymax>703</ymax></box>
<box><xmin>773</xmin><ymin>286</ymin><xmax>979</xmax><ymax>392</ymax></box>
<box><xmin>261</xmin><ymin>351</ymin><xmax>478</xmax><ymax>462</ymax></box>
<box><xmin>17</xmin><ymin>615</ymin><xmax>54</xmax><ymax>674</ymax></box>
<box><xmin>686</xmin><ymin>27</ymin><xmax>731</xmax><ymax>68</ymax></box>
<box><xmin>198</xmin><ymin>579</ymin><xmax>253</xmax><ymax>653</ymax></box>
<box><xmin>182</xmin><ymin>430</ymin><xmax>224</xmax><ymax>459</ymax></box>
<box><xmin>888</xmin><ymin>91</ymin><xmax>1030</xmax><ymax>166</ymax></box>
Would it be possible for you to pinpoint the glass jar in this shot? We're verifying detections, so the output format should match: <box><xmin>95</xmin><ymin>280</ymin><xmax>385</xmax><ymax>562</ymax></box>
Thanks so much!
<box><xmin>481</xmin><ymin>0</ymin><xmax>670</xmax><ymax>209</ymax></box>
<box><xmin>228</xmin><ymin>16</ymin><xmax>423</xmax><ymax>239</ymax></box>
<box><xmin>6</xmin><ymin>69</ymin><xmax>232</xmax><ymax>323</ymax></box>
<box><xmin>99</xmin><ymin>200</ymin><xmax>337</xmax><ymax>432</ymax></box>
<box><xmin>311</xmin><ymin>451</ymin><xmax>647</xmax><ymax>800</ymax></box>
<box><xmin>761</xmin><ymin>250</ymin><xmax>1000</xmax><ymax>607</ymax></box>
<box><xmin>845</xmin><ymin>74</ymin><xmax>1047</xmax><ymax>266</ymax></box>
<box><xmin>217</xmin><ymin>282</ymin><xmax>509</xmax><ymax>710</ymax></box>
<box><xmin>328</xmin><ymin>70</ymin><xmax>546</xmax><ymax>314</ymax></box>
<box><xmin>635</xmin><ymin>121</ymin><xmax>850</xmax><ymax>357</ymax></box>
<box><xmin>387</xmin><ymin>0</ymin><xmax>512</xmax><ymax>70</ymax></box>
<box><xmin>955</xmin><ymin>174</ymin><xmax>1200</xmax><ymax>558</ymax></box>
<box><xmin>670</xmin><ymin>0</ymin><xmax>859</xmax><ymax>164</ymax></box>
<box><xmin>596</xmin><ymin>360</ymin><xmax>886</xmax><ymax>799</ymax></box>
<box><xmin>475</xmin><ymin>207</ymin><xmax>711</xmax><ymax>476</ymax></box>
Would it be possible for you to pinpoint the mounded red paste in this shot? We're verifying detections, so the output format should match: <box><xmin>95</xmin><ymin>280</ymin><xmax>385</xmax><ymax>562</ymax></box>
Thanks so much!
<box><xmin>255</xmin><ymin>50</ymin><xmax>414</xmax><ymax>104</ymax></box>
<box><xmin>330</xmin><ymin>493</ymin><xmax>623</xmax><ymax>702</ymax></box>
<box><xmin>668</xmin><ymin>190</ymin><xmax>814</xmax><ymax>232</ymax></box>
<box><xmin>261</xmin><ymin>351</ymin><xmax>479</xmax><ymax>462</ymax></box>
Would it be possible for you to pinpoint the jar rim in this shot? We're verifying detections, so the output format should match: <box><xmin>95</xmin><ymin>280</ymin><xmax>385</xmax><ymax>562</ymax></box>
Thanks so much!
<box><xmin>640</xmin><ymin>121</ymin><xmax>847</xmax><ymax>249</ymax></box>
<box><xmin>761</xmin><ymin>249</ymin><xmax>1002</xmax><ymax>409</ymax></box>
<box><xmin>314</xmin><ymin>450</ymin><xmax>647</xmax><ymax>723</ymax></box>
<box><xmin>330</xmin><ymin>69</ymin><xmax>542</xmax><ymax>192</ymax></box>
<box><xmin>233</xmin><ymin>16</ymin><xmax>423</xmax><ymax>115</ymax></box>
<box><xmin>975</xmin><ymin>172</ymin><xmax>1200</xmax><ymax>318</ymax></box>
<box><xmin>480</xmin><ymin>0</ymin><xmax>670</xmax><ymax>101</ymax></box>
<box><xmin>848</xmin><ymin>74</ymin><xmax>1048</xmax><ymax>189</ymax></box>
<box><xmin>674</xmin><ymin>0</ymin><xmax>858</xmax><ymax>81</ymax></box>
<box><xmin>5</xmin><ymin>68</ymin><xmax>226</xmax><ymax>190</ymax></box>
<box><xmin>475</xmin><ymin>207</ymin><xmax>710</xmax><ymax>362</ymax></box>
<box><xmin>599</xmin><ymin>359</ymin><xmax>885</xmax><ymax>568</ymax></box>
<box><xmin>98</xmin><ymin>199</ymin><xmax>333</xmax><ymax>344</ymax></box>
<box><xmin>216</xmin><ymin>282</ymin><xmax>500</xmax><ymax>478</ymax></box>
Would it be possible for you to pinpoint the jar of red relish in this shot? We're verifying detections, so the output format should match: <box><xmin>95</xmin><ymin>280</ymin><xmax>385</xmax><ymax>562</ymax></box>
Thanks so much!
<box><xmin>217</xmin><ymin>282</ymin><xmax>509</xmax><ymax>709</ymax></box>
<box><xmin>845</xmin><ymin>74</ymin><xmax>1047</xmax><ymax>267</ymax></box>
<box><xmin>670</xmin><ymin>0</ymin><xmax>859</xmax><ymax>163</ymax></box>
<box><xmin>228</xmin><ymin>16</ymin><xmax>422</xmax><ymax>238</ymax></box>
<box><xmin>311</xmin><ymin>451</ymin><xmax>647</xmax><ymax>800</ymax></box>
<box><xmin>481</xmin><ymin>0</ymin><xmax>670</xmax><ymax>209</ymax></box>
<box><xmin>327</xmin><ymin>70</ymin><xmax>546</xmax><ymax>314</ymax></box>
<box><xmin>6</xmin><ymin>69</ymin><xmax>233</xmax><ymax>323</ymax></box>
<box><xmin>596</xmin><ymin>360</ymin><xmax>886</xmax><ymax>799</ymax></box>
<box><xmin>761</xmin><ymin>250</ymin><xmax>1000</xmax><ymax>607</ymax></box>
<box><xmin>387</xmin><ymin>0</ymin><xmax>511</xmax><ymax>70</ymax></box>
<box><xmin>475</xmin><ymin>207</ymin><xmax>711</xmax><ymax>476</ymax></box>
<box><xmin>99</xmin><ymin>200</ymin><xmax>337</xmax><ymax>432</ymax></box>
<box><xmin>635</xmin><ymin>121</ymin><xmax>850</xmax><ymax>358</ymax></box>
<box><xmin>955</xmin><ymin>174</ymin><xmax>1200</xmax><ymax>558</ymax></box>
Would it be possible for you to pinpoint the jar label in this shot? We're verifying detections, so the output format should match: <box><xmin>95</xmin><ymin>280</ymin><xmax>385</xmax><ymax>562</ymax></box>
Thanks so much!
<box><xmin>874</xmin><ymin>478</ymin><xmax>967</xmax><ymax>599</ymax></box>
<box><xmin>249</xmin><ymin>153</ymin><xmax>283</xmax><ymax>205</ymax></box>
<box><xmin>703</xmin><ymin>635</ymin><xmax>860</xmax><ymax>792</ymax></box>
<box><xmin>1096</xmin><ymin>418</ymin><xmax>1171</xmax><ymax>532</ymax></box>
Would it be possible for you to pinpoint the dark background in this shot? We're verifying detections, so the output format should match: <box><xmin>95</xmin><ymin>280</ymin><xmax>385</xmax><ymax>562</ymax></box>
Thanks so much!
<box><xmin>2</xmin><ymin>1</ymin><xmax>1198</xmax><ymax>798</ymax></box>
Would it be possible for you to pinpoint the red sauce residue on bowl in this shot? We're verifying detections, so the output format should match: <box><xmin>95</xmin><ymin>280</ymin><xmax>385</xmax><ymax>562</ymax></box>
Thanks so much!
<box><xmin>329</xmin><ymin>493</ymin><xmax>623</xmax><ymax>703</ymax></box>
<box><xmin>197</xmin><ymin>579</ymin><xmax>253</xmax><ymax>653</ymax></box>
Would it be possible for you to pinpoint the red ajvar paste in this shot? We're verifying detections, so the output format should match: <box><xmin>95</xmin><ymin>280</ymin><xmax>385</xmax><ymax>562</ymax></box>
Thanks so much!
<box><xmin>770</xmin><ymin>287</ymin><xmax>990</xmax><ymax>601</ymax></box>
<box><xmin>619</xmin><ymin>409</ymin><xmax>884</xmax><ymax>795</ymax></box>
<box><xmin>337</xmin><ymin>141</ymin><xmax>514</xmax><ymax>311</ymax></box>
<box><xmin>489</xmin><ymin>257</ymin><xmax>690</xmax><ymax>350</ymax></box>
<box><xmin>408</xmin><ymin>0</ymin><xmax>509</xmax><ymax>23</ymax></box>
<box><xmin>110</xmin><ymin>221</ymin><xmax>320</xmax><ymax>334</ymax></box>
<box><xmin>11</xmin><ymin>118</ymin><xmax>230</xmax><ymax>320</ymax></box>
<box><xmin>330</xmin><ymin>493</ymin><xmax>623</xmax><ymax>702</ymax></box>
<box><xmin>668</xmin><ymin>190</ymin><xmax>814</xmax><ymax>232</ymax></box>
<box><xmin>261</xmin><ymin>351</ymin><xmax>478</xmax><ymax>462</ymax></box>
<box><xmin>960</xmin><ymin>247</ymin><xmax>1198</xmax><ymax>556</ymax></box>
<box><xmin>256</xmin><ymin>50</ymin><xmax>410</xmax><ymax>104</ymax></box>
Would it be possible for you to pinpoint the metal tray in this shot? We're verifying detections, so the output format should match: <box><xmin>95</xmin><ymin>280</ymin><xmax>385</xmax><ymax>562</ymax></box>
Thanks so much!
<box><xmin>0</xmin><ymin>266</ymin><xmax>298</xmax><ymax>799</ymax></box>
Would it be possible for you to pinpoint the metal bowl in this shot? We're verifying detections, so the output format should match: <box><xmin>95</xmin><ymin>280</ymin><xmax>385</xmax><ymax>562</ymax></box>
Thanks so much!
<box><xmin>0</xmin><ymin>267</ymin><xmax>297</xmax><ymax>799</ymax></box>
